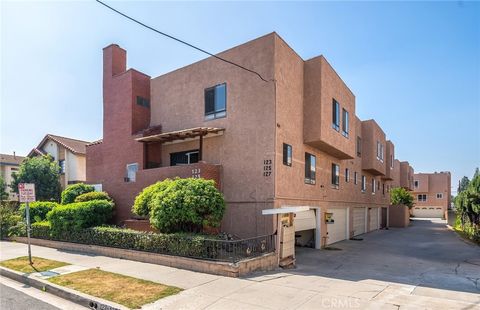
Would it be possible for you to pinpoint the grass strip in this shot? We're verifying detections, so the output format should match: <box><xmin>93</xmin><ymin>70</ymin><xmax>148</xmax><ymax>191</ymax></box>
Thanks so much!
<box><xmin>0</xmin><ymin>256</ymin><xmax>69</xmax><ymax>273</ymax></box>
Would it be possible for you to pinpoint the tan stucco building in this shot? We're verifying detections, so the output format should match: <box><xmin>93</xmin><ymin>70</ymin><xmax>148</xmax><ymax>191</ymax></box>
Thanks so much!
<box><xmin>0</xmin><ymin>153</ymin><xmax>25</xmax><ymax>201</ymax></box>
<box><xmin>411</xmin><ymin>172</ymin><xmax>451</xmax><ymax>218</ymax></box>
<box><xmin>87</xmin><ymin>32</ymin><xmax>417</xmax><ymax>246</ymax></box>
<box><xmin>29</xmin><ymin>134</ymin><xmax>90</xmax><ymax>189</ymax></box>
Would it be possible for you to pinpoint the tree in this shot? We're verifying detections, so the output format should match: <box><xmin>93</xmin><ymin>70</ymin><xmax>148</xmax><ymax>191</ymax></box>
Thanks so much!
<box><xmin>390</xmin><ymin>187</ymin><xmax>414</xmax><ymax>209</ymax></box>
<box><xmin>10</xmin><ymin>155</ymin><xmax>61</xmax><ymax>202</ymax></box>
<box><xmin>0</xmin><ymin>176</ymin><xmax>9</xmax><ymax>202</ymax></box>
<box><xmin>458</xmin><ymin>176</ymin><xmax>470</xmax><ymax>194</ymax></box>
<box><xmin>455</xmin><ymin>171</ymin><xmax>480</xmax><ymax>234</ymax></box>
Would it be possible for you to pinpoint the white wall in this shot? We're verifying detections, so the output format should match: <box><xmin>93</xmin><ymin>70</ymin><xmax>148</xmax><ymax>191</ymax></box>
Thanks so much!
<box><xmin>42</xmin><ymin>140</ymin><xmax>59</xmax><ymax>160</ymax></box>
<box><xmin>66</xmin><ymin>152</ymin><xmax>86</xmax><ymax>182</ymax></box>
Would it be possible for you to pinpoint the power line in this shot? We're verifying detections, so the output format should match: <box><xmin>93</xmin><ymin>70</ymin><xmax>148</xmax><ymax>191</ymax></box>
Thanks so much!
<box><xmin>96</xmin><ymin>0</ymin><xmax>270</xmax><ymax>82</ymax></box>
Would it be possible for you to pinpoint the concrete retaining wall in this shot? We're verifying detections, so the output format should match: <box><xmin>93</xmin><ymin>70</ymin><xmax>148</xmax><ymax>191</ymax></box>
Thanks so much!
<box><xmin>11</xmin><ymin>237</ymin><xmax>277</xmax><ymax>277</ymax></box>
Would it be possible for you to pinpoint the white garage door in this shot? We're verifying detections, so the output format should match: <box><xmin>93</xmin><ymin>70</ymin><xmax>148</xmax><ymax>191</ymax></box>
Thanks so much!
<box><xmin>353</xmin><ymin>207</ymin><xmax>366</xmax><ymax>236</ymax></box>
<box><xmin>369</xmin><ymin>208</ymin><xmax>379</xmax><ymax>231</ymax></box>
<box><xmin>413</xmin><ymin>207</ymin><xmax>443</xmax><ymax>218</ymax></box>
<box><xmin>326</xmin><ymin>208</ymin><xmax>347</xmax><ymax>245</ymax></box>
<box><xmin>294</xmin><ymin>210</ymin><xmax>316</xmax><ymax>232</ymax></box>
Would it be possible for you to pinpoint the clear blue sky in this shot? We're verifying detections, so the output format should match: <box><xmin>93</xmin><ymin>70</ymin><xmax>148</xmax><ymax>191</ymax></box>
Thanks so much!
<box><xmin>1</xmin><ymin>1</ymin><xmax>479</xmax><ymax>194</ymax></box>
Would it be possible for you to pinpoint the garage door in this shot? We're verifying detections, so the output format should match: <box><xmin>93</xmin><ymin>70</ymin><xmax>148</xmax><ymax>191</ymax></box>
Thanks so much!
<box><xmin>326</xmin><ymin>208</ymin><xmax>347</xmax><ymax>245</ymax></box>
<box><xmin>353</xmin><ymin>207</ymin><xmax>366</xmax><ymax>236</ymax></box>
<box><xmin>294</xmin><ymin>210</ymin><xmax>316</xmax><ymax>232</ymax></box>
<box><xmin>413</xmin><ymin>207</ymin><xmax>443</xmax><ymax>218</ymax></box>
<box><xmin>369</xmin><ymin>208</ymin><xmax>379</xmax><ymax>231</ymax></box>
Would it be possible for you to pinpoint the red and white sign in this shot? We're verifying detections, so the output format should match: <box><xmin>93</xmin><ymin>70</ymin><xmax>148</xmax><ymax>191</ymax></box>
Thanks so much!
<box><xmin>18</xmin><ymin>183</ymin><xmax>36</xmax><ymax>203</ymax></box>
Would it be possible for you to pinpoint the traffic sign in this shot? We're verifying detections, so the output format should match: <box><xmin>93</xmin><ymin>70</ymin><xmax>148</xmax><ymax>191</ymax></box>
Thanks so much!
<box><xmin>18</xmin><ymin>183</ymin><xmax>36</xmax><ymax>203</ymax></box>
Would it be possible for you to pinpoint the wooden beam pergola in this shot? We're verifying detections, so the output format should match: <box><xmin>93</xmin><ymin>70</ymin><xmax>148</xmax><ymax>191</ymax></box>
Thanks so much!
<box><xmin>135</xmin><ymin>127</ymin><xmax>225</xmax><ymax>143</ymax></box>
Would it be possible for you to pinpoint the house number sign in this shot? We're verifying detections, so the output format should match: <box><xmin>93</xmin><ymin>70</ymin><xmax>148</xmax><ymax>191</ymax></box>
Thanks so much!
<box><xmin>192</xmin><ymin>168</ymin><xmax>201</xmax><ymax>178</ymax></box>
<box><xmin>263</xmin><ymin>159</ymin><xmax>272</xmax><ymax>177</ymax></box>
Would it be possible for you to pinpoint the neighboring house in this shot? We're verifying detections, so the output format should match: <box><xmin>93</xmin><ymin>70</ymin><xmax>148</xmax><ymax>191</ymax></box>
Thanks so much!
<box><xmin>87</xmin><ymin>32</ymin><xmax>418</xmax><ymax>245</ymax></box>
<box><xmin>411</xmin><ymin>172</ymin><xmax>451</xmax><ymax>218</ymax></box>
<box><xmin>29</xmin><ymin>134</ymin><xmax>90</xmax><ymax>189</ymax></box>
<box><xmin>0</xmin><ymin>153</ymin><xmax>25</xmax><ymax>201</ymax></box>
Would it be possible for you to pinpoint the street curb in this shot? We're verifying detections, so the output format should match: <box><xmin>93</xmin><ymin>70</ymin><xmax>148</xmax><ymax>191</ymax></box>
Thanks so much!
<box><xmin>0</xmin><ymin>266</ymin><xmax>127</xmax><ymax>310</ymax></box>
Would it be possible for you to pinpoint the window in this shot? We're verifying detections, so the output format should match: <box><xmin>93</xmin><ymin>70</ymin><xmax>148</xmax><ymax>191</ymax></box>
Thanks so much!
<box><xmin>125</xmin><ymin>163</ymin><xmax>138</xmax><ymax>182</ymax></box>
<box><xmin>170</xmin><ymin>150</ymin><xmax>199</xmax><ymax>166</ymax></box>
<box><xmin>354</xmin><ymin>171</ymin><xmax>358</xmax><ymax>185</ymax></box>
<box><xmin>345</xmin><ymin>168</ymin><xmax>350</xmax><ymax>183</ymax></box>
<box><xmin>305</xmin><ymin>153</ymin><xmax>316</xmax><ymax>185</ymax></box>
<box><xmin>376</xmin><ymin>141</ymin><xmax>384</xmax><ymax>162</ymax></box>
<box><xmin>382</xmin><ymin>183</ymin><xmax>385</xmax><ymax>195</ymax></box>
<box><xmin>58</xmin><ymin>160</ymin><xmax>65</xmax><ymax>174</ymax></box>
<box><xmin>332</xmin><ymin>99</ymin><xmax>340</xmax><ymax>131</ymax></box>
<box><xmin>205</xmin><ymin>83</ymin><xmax>226</xmax><ymax>120</ymax></box>
<box><xmin>356</xmin><ymin>137</ymin><xmax>362</xmax><ymax>157</ymax></box>
<box><xmin>436</xmin><ymin>193</ymin><xmax>443</xmax><ymax>199</ymax></box>
<box><xmin>361</xmin><ymin>175</ymin><xmax>366</xmax><ymax>192</ymax></box>
<box><xmin>331</xmin><ymin>163</ymin><xmax>340</xmax><ymax>186</ymax></box>
<box><xmin>414</xmin><ymin>180</ymin><xmax>419</xmax><ymax>188</ymax></box>
<box><xmin>342</xmin><ymin>109</ymin><xmax>349</xmax><ymax>137</ymax></box>
<box><xmin>136</xmin><ymin>96</ymin><xmax>150</xmax><ymax>108</ymax></box>
<box><xmin>390</xmin><ymin>154</ymin><xmax>394</xmax><ymax>169</ymax></box>
<box><xmin>283</xmin><ymin>143</ymin><xmax>292</xmax><ymax>167</ymax></box>
<box><xmin>372</xmin><ymin>178</ymin><xmax>376</xmax><ymax>194</ymax></box>
<box><xmin>418</xmin><ymin>194</ymin><xmax>427</xmax><ymax>202</ymax></box>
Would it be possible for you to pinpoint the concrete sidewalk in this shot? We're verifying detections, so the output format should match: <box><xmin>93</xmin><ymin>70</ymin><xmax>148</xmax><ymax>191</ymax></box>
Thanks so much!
<box><xmin>1</xmin><ymin>237</ymin><xmax>479</xmax><ymax>310</ymax></box>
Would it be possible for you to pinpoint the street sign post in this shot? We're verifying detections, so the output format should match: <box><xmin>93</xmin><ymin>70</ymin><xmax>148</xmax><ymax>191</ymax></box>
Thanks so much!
<box><xmin>18</xmin><ymin>183</ymin><xmax>36</xmax><ymax>265</ymax></box>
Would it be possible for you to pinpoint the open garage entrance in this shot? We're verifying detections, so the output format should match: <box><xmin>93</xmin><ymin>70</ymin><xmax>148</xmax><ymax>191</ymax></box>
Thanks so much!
<box><xmin>294</xmin><ymin>208</ymin><xmax>321</xmax><ymax>249</ymax></box>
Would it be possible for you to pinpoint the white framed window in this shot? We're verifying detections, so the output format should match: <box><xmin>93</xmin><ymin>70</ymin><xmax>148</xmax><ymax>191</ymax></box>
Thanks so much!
<box><xmin>345</xmin><ymin>168</ymin><xmax>350</xmax><ymax>183</ymax></box>
<box><xmin>125</xmin><ymin>163</ymin><xmax>138</xmax><ymax>182</ymax></box>
<box><xmin>418</xmin><ymin>194</ymin><xmax>427</xmax><ymax>202</ymax></box>
<box><xmin>361</xmin><ymin>175</ymin><xmax>366</xmax><ymax>192</ymax></box>
<box><xmin>436</xmin><ymin>193</ymin><xmax>443</xmax><ymax>199</ymax></box>
<box><xmin>354</xmin><ymin>171</ymin><xmax>358</xmax><ymax>185</ymax></box>
<box><xmin>372</xmin><ymin>178</ymin><xmax>376</xmax><ymax>194</ymax></box>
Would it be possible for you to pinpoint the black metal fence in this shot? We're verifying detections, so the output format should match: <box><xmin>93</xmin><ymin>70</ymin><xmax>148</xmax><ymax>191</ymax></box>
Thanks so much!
<box><xmin>26</xmin><ymin>225</ymin><xmax>276</xmax><ymax>264</ymax></box>
<box><xmin>201</xmin><ymin>234</ymin><xmax>276</xmax><ymax>263</ymax></box>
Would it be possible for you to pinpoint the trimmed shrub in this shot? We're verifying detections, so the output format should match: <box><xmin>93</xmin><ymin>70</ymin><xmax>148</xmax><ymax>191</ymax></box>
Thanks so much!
<box><xmin>31</xmin><ymin>221</ymin><xmax>51</xmax><ymax>238</ymax></box>
<box><xmin>19</xmin><ymin>201</ymin><xmax>58</xmax><ymax>223</ymax></box>
<box><xmin>149</xmin><ymin>178</ymin><xmax>225</xmax><ymax>233</ymax></box>
<box><xmin>132</xmin><ymin>180</ymin><xmax>173</xmax><ymax>217</ymax></box>
<box><xmin>47</xmin><ymin>200</ymin><xmax>114</xmax><ymax>237</ymax></box>
<box><xmin>75</xmin><ymin>191</ymin><xmax>112</xmax><ymax>203</ymax></box>
<box><xmin>61</xmin><ymin>183</ymin><xmax>94</xmax><ymax>204</ymax></box>
<box><xmin>29</xmin><ymin>225</ymin><xmax>211</xmax><ymax>258</ymax></box>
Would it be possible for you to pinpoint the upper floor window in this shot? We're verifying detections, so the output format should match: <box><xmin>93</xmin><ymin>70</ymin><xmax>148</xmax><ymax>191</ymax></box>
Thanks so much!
<box><xmin>205</xmin><ymin>83</ymin><xmax>226</xmax><ymax>120</ymax></box>
<box><xmin>283</xmin><ymin>143</ymin><xmax>292</xmax><ymax>167</ymax></box>
<box><xmin>372</xmin><ymin>178</ymin><xmax>376</xmax><ymax>193</ymax></box>
<box><xmin>136</xmin><ymin>96</ymin><xmax>150</xmax><ymax>108</ymax></box>
<box><xmin>418</xmin><ymin>194</ymin><xmax>427</xmax><ymax>202</ymax></box>
<box><xmin>331</xmin><ymin>163</ymin><xmax>340</xmax><ymax>186</ymax></box>
<box><xmin>332</xmin><ymin>99</ymin><xmax>340</xmax><ymax>131</ymax></box>
<box><xmin>376</xmin><ymin>141</ymin><xmax>384</xmax><ymax>162</ymax></box>
<box><xmin>390</xmin><ymin>154</ymin><xmax>394</xmax><ymax>169</ymax></box>
<box><xmin>361</xmin><ymin>175</ymin><xmax>366</xmax><ymax>192</ymax></box>
<box><xmin>414</xmin><ymin>180</ymin><xmax>419</xmax><ymax>188</ymax></box>
<box><xmin>342</xmin><ymin>109</ymin><xmax>349</xmax><ymax>138</ymax></box>
<box><xmin>436</xmin><ymin>193</ymin><xmax>443</xmax><ymax>199</ymax></box>
<box><xmin>125</xmin><ymin>163</ymin><xmax>138</xmax><ymax>182</ymax></box>
<box><xmin>305</xmin><ymin>153</ymin><xmax>316</xmax><ymax>185</ymax></box>
<box><xmin>356</xmin><ymin>137</ymin><xmax>362</xmax><ymax>157</ymax></box>
<box><xmin>345</xmin><ymin>168</ymin><xmax>350</xmax><ymax>183</ymax></box>
<box><xmin>58</xmin><ymin>160</ymin><xmax>65</xmax><ymax>174</ymax></box>
<box><xmin>354</xmin><ymin>171</ymin><xmax>358</xmax><ymax>185</ymax></box>
<box><xmin>382</xmin><ymin>183</ymin><xmax>385</xmax><ymax>195</ymax></box>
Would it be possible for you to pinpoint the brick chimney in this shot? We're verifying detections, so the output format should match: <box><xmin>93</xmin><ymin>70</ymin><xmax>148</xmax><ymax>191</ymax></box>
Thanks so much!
<box><xmin>103</xmin><ymin>44</ymin><xmax>126</xmax><ymax>78</ymax></box>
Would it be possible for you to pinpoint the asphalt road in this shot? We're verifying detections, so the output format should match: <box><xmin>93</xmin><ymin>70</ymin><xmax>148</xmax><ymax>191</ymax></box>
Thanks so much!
<box><xmin>0</xmin><ymin>283</ymin><xmax>60</xmax><ymax>310</ymax></box>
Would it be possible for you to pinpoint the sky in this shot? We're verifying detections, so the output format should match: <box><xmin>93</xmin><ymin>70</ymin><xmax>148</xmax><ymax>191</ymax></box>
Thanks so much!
<box><xmin>1</xmin><ymin>1</ymin><xmax>479</xmax><ymax>194</ymax></box>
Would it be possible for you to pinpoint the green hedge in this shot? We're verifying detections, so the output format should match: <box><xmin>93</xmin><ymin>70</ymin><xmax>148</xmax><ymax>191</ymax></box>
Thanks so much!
<box><xmin>0</xmin><ymin>203</ymin><xmax>24</xmax><ymax>239</ymax></box>
<box><xmin>61</xmin><ymin>183</ymin><xmax>94</xmax><ymax>204</ymax></box>
<box><xmin>74</xmin><ymin>191</ymin><xmax>112</xmax><ymax>203</ymax></box>
<box><xmin>29</xmin><ymin>225</ymin><xmax>211</xmax><ymax>258</ymax></box>
<box><xmin>132</xmin><ymin>180</ymin><xmax>173</xmax><ymax>217</ymax></box>
<box><xmin>47</xmin><ymin>200</ymin><xmax>114</xmax><ymax>237</ymax></box>
<box><xmin>19</xmin><ymin>201</ymin><xmax>58</xmax><ymax>223</ymax></box>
